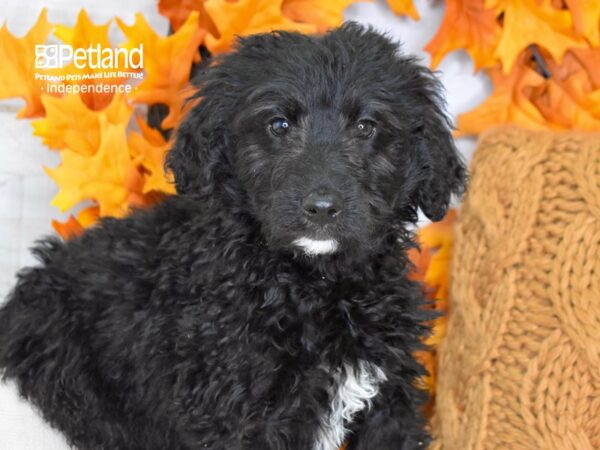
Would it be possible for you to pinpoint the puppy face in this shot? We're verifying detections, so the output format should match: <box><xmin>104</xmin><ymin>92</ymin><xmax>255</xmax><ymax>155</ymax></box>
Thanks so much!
<box><xmin>167</xmin><ymin>24</ymin><xmax>466</xmax><ymax>258</ymax></box>
<box><xmin>233</xmin><ymin>70</ymin><xmax>412</xmax><ymax>257</ymax></box>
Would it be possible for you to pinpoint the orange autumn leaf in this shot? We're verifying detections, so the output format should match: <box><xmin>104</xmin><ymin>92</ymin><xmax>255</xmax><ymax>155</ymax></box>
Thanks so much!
<box><xmin>77</xmin><ymin>205</ymin><xmax>101</xmax><ymax>227</ymax></box>
<box><xmin>0</xmin><ymin>9</ymin><xmax>54</xmax><ymax>118</ymax></box>
<box><xmin>417</xmin><ymin>209</ymin><xmax>458</xmax><ymax>303</ymax></box>
<box><xmin>526</xmin><ymin>78</ymin><xmax>600</xmax><ymax>130</ymax></box>
<box><xmin>409</xmin><ymin>210</ymin><xmax>458</xmax><ymax>404</ymax></box>
<box><xmin>561</xmin><ymin>71</ymin><xmax>600</xmax><ymax>119</ymax></box>
<box><xmin>569</xmin><ymin>47</ymin><xmax>600</xmax><ymax>89</ymax></box>
<box><xmin>158</xmin><ymin>0</ymin><xmax>219</xmax><ymax>37</ymax></box>
<box><xmin>32</xmin><ymin>93</ymin><xmax>132</xmax><ymax>154</ymax></box>
<box><xmin>564</xmin><ymin>0</ymin><xmax>600</xmax><ymax>47</ymax></box>
<box><xmin>426</xmin><ymin>319</ymin><xmax>449</xmax><ymax>348</ymax></box>
<box><xmin>124</xmin><ymin>164</ymin><xmax>163</xmax><ymax>210</ymax></box>
<box><xmin>51</xmin><ymin>205</ymin><xmax>100</xmax><ymax>240</ymax></box>
<box><xmin>387</xmin><ymin>0</ymin><xmax>420</xmax><ymax>20</ymax></box>
<box><xmin>54</xmin><ymin>10</ymin><xmax>111</xmax><ymax>52</ymax></box>
<box><xmin>424</xmin><ymin>0</ymin><xmax>501</xmax><ymax>70</ymax></box>
<box><xmin>204</xmin><ymin>0</ymin><xmax>317</xmax><ymax>55</ymax></box>
<box><xmin>165</xmin><ymin>81</ymin><xmax>200</xmax><ymax>130</ymax></box>
<box><xmin>408</xmin><ymin>246</ymin><xmax>432</xmax><ymax>285</ymax></box>
<box><xmin>459</xmin><ymin>45</ymin><xmax>600</xmax><ymax>135</ymax></box>
<box><xmin>117</xmin><ymin>12</ymin><xmax>205</xmax><ymax>129</ymax></box>
<box><xmin>52</xmin><ymin>10</ymin><xmax>130</xmax><ymax>111</ymax></box>
<box><xmin>282</xmin><ymin>0</ymin><xmax>364</xmax><ymax>32</ymax></box>
<box><xmin>523</xmin><ymin>51</ymin><xmax>600</xmax><ymax>129</ymax></box>
<box><xmin>46</xmin><ymin>118</ymin><xmax>137</xmax><ymax>217</ymax></box>
<box><xmin>129</xmin><ymin>116</ymin><xmax>176</xmax><ymax>194</ymax></box>
<box><xmin>52</xmin><ymin>215</ymin><xmax>83</xmax><ymax>240</ymax></box>
<box><xmin>457</xmin><ymin>52</ymin><xmax>548</xmax><ymax>136</ymax></box>
<box><xmin>488</xmin><ymin>0</ymin><xmax>586</xmax><ymax>72</ymax></box>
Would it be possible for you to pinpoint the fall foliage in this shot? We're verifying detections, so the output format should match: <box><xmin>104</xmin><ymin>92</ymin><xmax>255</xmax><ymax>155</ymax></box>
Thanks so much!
<box><xmin>52</xmin><ymin>10</ymin><xmax>132</xmax><ymax>110</ymax></box>
<box><xmin>426</xmin><ymin>0</ymin><xmax>600</xmax><ymax>135</ymax></box>
<box><xmin>409</xmin><ymin>210</ymin><xmax>457</xmax><ymax>412</ymax></box>
<box><xmin>117</xmin><ymin>11</ymin><xmax>205</xmax><ymax>128</ymax></box>
<box><xmin>424</xmin><ymin>0</ymin><xmax>500</xmax><ymax>70</ymax></box>
<box><xmin>45</xmin><ymin>118</ymin><xmax>138</xmax><ymax>217</ymax></box>
<box><xmin>32</xmin><ymin>93</ymin><xmax>132</xmax><ymax>155</ymax></box>
<box><xmin>0</xmin><ymin>9</ymin><xmax>54</xmax><ymax>118</ymax></box>
<box><xmin>204</xmin><ymin>0</ymin><xmax>317</xmax><ymax>54</ymax></box>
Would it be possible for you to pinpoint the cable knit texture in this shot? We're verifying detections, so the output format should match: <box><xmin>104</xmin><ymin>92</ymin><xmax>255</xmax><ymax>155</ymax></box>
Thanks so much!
<box><xmin>431</xmin><ymin>127</ymin><xmax>600</xmax><ymax>450</ymax></box>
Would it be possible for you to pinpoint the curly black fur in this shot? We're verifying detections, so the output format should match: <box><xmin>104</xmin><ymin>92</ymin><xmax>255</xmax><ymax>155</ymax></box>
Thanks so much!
<box><xmin>0</xmin><ymin>24</ymin><xmax>466</xmax><ymax>450</ymax></box>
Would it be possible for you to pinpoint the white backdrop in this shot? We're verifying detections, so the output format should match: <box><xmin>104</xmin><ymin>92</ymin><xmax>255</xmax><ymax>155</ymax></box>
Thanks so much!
<box><xmin>0</xmin><ymin>0</ymin><xmax>490</xmax><ymax>448</ymax></box>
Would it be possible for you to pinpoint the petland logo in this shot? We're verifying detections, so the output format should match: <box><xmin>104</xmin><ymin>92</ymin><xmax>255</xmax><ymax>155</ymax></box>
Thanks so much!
<box><xmin>35</xmin><ymin>44</ymin><xmax>143</xmax><ymax>70</ymax></box>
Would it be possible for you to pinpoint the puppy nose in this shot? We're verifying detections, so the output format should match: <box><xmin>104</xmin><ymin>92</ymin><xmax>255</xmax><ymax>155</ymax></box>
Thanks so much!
<box><xmin>302</xmin><ymin>190</ymin><xmax>343</xmax><ymax>224</ymax></box>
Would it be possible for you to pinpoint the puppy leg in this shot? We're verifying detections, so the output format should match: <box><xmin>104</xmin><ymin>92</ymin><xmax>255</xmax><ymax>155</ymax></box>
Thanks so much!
<box><xmin>0</xmin><ymin>268</ymin><xmax>176</xmax><ymax>450</ymax></box>
<box><xmin>347</xmin><ymin>388</ymin><xmax>430</xmax><ymax>450</ymax></box>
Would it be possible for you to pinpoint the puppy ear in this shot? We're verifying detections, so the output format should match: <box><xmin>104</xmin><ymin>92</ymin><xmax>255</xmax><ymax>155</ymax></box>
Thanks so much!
<box><xmin>165</xmin><ymin>69</ymin><xmax>233</xmax><ymax>198</ymax></box>
<box><xmin>345</xmin><ymin>26</ymin><xmax>467</xmax><ymax>221</ymax></box>
<box><xmin>411</xmin><ymin>74</ymin><xmax>467</xmax><ymax>222</ymax></box>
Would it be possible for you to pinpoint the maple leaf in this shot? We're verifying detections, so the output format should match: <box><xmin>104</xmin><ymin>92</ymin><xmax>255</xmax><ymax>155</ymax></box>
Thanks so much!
<box><xmin>54</xmin><ymin>10</ymin><xmax>111</xmax><ymax>50</ymax></box>
<box><xmin>0</xmin><ymin>9</ymin><xmax>54</xmax><ymax>118</ymax></box>
<box><xmin>526</xmin><ymin>78</ymin><xmax>600</xmax><ymax>130</ymax></box>
<box><xmin>488</xmin><ymin>0</ymin><xmax>587</xmax><ymax>72</ymax></box>
<box><xmin>52</xmin><ymin>10</ymin><xmax>130</xmax><ymax>111</ymax></box>
<box><xmin>203</xmin><ymin>0</ymin><xmax>317</xmax><ymax>55</ymax></box>
<box><xmin>282</xmin><ymin>0</ymin><xmax>363</xmax><ymax>32</ymax></box>
<box><xmin>78</xmin><ymin>205</ymin><xmax>100</xmax><ymax>226</ymax></box>
<box><xmin>51</xmin><ymin>205</ymin><xmax>100</xmax><ymax>240</ymax></box>
<box><xmin>417</xmin><ymin>209</ymin><xmax>458</xmax><ymax>302</ymax></box>
<box><xmin>408</xmin><ymin>246</ymin><xmax>432</xmax><ymax>285</ymax></box>
<box><xmin>46</xmin><ymin>118</ymin><xmax>137</xmax><ymax>217</ymax></box>
<box><xmin>524</xmin><ymin>50</ymin><xmax>600</xmax><ymax>130</ymax></box>
<box><xmin>129</xmin><ymin>116</ymin><xmax>176</xmax><ymax>194</ymax></box>
<box><xmin>117</xmin><ymin>12</ymin><xmax>205</xmax><ymax>129</ymax></box>
<box><xmin>408</xmin><ymin>210</ymin><xmax>458</xmax><ymax>408</ymax></box>
<box><xmin>565</xmin><ymin>0</ymin><xmax>600</xmax><ymax>47</ymax></box>
<box><xmin>32</xmin><ymin>93</ymin><xmax>132</xmax><ymax>154</ymax></box>
<box><xmin>460</xmin><ymin>45</ymin><xmax>600</xmax><ymax>135</ymax></box>
<box><xmin>387</xmin><ymin>0</ymin><xmax>420</xmax><ymax>20</ymax></box>
<box><xmin>158</xmin><ymin>0</ymin><xmax>219</xmax><ymax>37</ymax></box>
<box><xmin>52</xmin><ymin>215</ymin><xmax>84</xmax><ymax>240</ymax></box>
<box><xmin>124</xmin><ymin>163</ymin><xmax>162</xmax><ymax>210</ymax></box>
<box><xmin>424</xmin><ymin>0</ymin><xmax>501</xmax><ymax>70</ymax></box>
<box><xmin>457</xmin><ymin>52</ymin><xmax>549</xmax><ymax>136</ymax></box>
<box><xmin>559</xmin><ymin>70</ymin><xmax>600</xmax><ymax>119</ymax></box>
<box><xmin>569</xmin><ymin>47</ymin><xmax>600</xmax><ymax>89</ymax></box>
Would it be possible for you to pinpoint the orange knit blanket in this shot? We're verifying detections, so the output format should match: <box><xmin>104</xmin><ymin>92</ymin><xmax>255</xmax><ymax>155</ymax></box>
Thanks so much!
<box><xmin>431</xmin><ymin>127</ymin><xmax>600</xmax><ymax>449</ymax></box>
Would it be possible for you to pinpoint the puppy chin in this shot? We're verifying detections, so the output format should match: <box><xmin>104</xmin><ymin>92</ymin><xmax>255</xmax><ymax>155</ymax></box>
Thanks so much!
<box><xmin>293</xmin><ymin>237</ymin><xmax>339</xmax><ymax>256</ymax></box>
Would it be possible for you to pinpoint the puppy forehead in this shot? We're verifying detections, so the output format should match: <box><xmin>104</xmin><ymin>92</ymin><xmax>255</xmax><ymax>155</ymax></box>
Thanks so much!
<box><xmin>234</xmin><ymin>35</ymin><xmax>401</xmax><ymax>96</ymax></box>
<box><xmin>242</xmin><ymin>75</ymin><xmax>394</xmax><ymax>120</ymax></box>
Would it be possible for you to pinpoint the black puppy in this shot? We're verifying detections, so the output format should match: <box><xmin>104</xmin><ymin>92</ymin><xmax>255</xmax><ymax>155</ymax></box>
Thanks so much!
<box><xmin>0</xmin><ymin>23</ymin><xmax>465</xmax><ymax>450</ymax></box>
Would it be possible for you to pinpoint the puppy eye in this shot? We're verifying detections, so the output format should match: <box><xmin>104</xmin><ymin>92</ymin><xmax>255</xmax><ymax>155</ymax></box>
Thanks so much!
<box><xmin>269</xmin><ymin>118</ymin><xmax>290</xmax><ymax>137</ymax></box>
<box><xmin>356</xmin><ymin>120</ymin><xmax>376</xmax><ymax>139</ymax></box>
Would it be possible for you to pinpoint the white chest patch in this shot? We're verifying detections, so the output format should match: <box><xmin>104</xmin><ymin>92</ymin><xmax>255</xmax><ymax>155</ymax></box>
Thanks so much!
<box><xmin>314</xmin><ymin>361</ymin><xmax>386</xmax><ymax>450</ymax></box>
